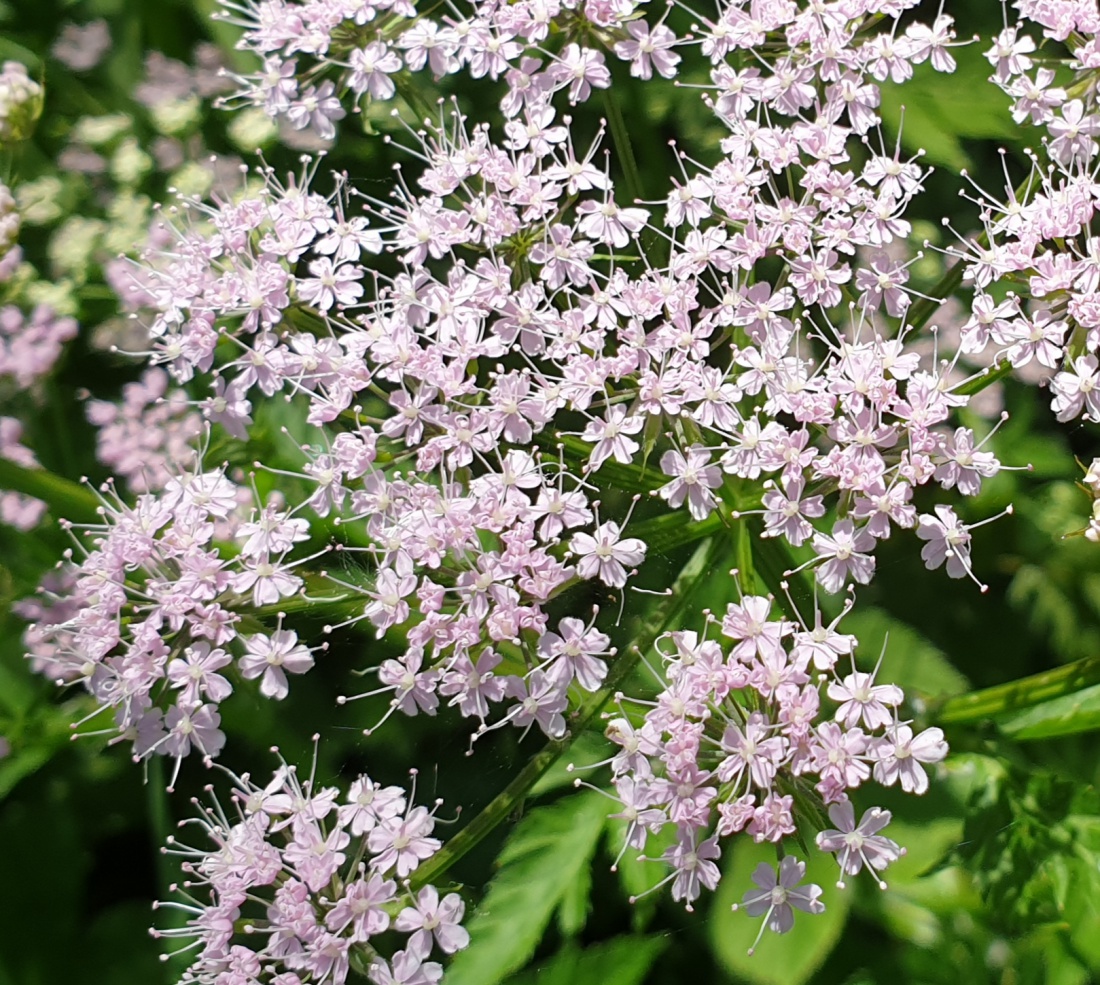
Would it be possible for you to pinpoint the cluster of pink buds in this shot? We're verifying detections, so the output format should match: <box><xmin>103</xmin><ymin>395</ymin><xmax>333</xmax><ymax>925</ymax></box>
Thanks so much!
<box><xmin>154</xmin><ymin>755</ymin><xmax>467</xmax><ymax>985</ymax></box>
<box><xmin>0</xmin><ymin>416</ymin><xmax>47</xmax><ymax>529</ymax></box>
<box><xmin>0</xmin><ymin>303</ymin><xmax>78</xmax><ymax>389</ymax></box>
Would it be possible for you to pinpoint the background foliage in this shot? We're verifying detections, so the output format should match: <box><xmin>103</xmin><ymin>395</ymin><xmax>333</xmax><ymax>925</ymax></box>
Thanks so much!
<box><xmin>2</xmin><ymin>1</ymin><xmax>1100</xmax><ymax>984</ymax></box>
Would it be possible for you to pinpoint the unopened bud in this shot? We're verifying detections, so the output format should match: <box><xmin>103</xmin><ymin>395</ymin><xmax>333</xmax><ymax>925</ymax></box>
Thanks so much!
<box><xmin>0</xmin><ymin>62</ymin><xmax>42</xmax><ymax>143</ymax></box>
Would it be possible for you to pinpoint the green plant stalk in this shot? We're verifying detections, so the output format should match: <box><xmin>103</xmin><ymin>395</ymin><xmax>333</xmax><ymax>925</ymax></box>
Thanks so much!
<box><xmin>0</xmin><ymin>458</ymin><xmax>102</xmax><ymax>522</ymax></box>
<box><xmin>409</xmin><ymin>535</ymin><xmax>726</xmax><ymax>890</ymax></box>
<box><xmin>148</xmin><ymin>757</ymin><xmax>191</xmax><ymax>977</ymax></box>
<box><xmin>933</xmin><ymin>654</ymin><xmax>1100</xmax><ymax>725</ymax></box>
<box><xmin>952</xmin><ymin>359</ymin><xmax>1014</xmax><ymax>397</ymax></box>
<box><xmin>602</xmin><ymin>89</ymin><xmax>644</xmax><ymax>204</ymax></box>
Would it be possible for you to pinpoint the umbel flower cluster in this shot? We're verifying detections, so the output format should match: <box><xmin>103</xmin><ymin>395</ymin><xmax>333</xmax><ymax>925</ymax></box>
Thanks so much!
<box><xmin>18</xmin><ymin>0</ymin><xmax>1100</xmax><ymax>970</ymax></box>
<box><xmin>154</xmin><ymin>757</ymin><xmax>466</xmax><ymax>985</ymax></box>
<box><xmin>601</xmin><ymin>594</ymin><xmax>944</xmax><ymax>912</ymax></box>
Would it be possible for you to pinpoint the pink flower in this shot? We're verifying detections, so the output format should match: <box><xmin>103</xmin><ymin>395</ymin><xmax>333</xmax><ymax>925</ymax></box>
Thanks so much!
<box><xmin>367</xmin><ymin>806</ymin><xmax>442</xmax><ymax>878</ymax></box>
<box><xmin>395</xmin><ymin>885</ymin><xmax>469</xmax><ymax>954</ymax></box>
<box><xmin>239</xmin><ymin>629</ymin><xmax>315</xmax><ymax>699</ymax></box>
<box><xmin>614</xmin><ymin>20</ymin><xmax>681</xmax><ymax>80</ymax></box>
<box><xmin>297</xmin><ymin>257</ymin><xmax>364</xmax><ymax>311</ymax></box>
<box><xmin>810</xmin><ymin>520</ymin><xmax>876</xmax><ymax>593</ymax></box>
<box><xmin>658</xmin><ymin>446</ymin><xmax>722</xmax><ymax>520</ymax></box>
<box><xmin>570</xmin><ymin>521</ymin><xmax>647</xmax><ymax>588</ymax></box>
<box><xmin>916</xmin><ymin>505</ymin><xmax>973</xmax><ymax>580</ymax></box>
<box><xmin>872</xmin><ymin>724</ymin><xmax>948</xmax><ymax>794</ymax></box>
<box><xmin>739</xmin><ymin>857</ymin><xmax>824</xmax><ymax>941</ymax></box>
<box><xmin>548</xmin><ymin>44</ymin><xmax>611</xmax><ymax>103</ymax></box>
<box><xmin>816</xmin><ymin>801</ymin><xmax>904</xmax><ymax>888</ymax></box>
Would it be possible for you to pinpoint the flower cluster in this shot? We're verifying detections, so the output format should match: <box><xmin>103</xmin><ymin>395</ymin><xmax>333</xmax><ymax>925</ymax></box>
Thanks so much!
<box><xmin>155</xmin><ymin>758</ymin><xmax>468</xmax><ymax>985</ymax></box>
<box><xmin>954</xmin><ymin>9</ymin><xmax>1100</xmax><ymax>429</ymax></box>
<box><xmin>603</xmin><ymin>593</ymin><xmax>943</xmax><ymax>911</ymax></box>
<box><xmin>85</xmin><ymin>368</ymin><xmax>204</xmax><ymax>493</ymax></box>
<box><xmin>36</xmin><ymin>0</ymin><xmax>1096</xmax><ymax>948</ymax></box>
<box><xmin>129</xmin><ymin>0</ymin><xmax>1017</xmax><ymax>626</ymax></box>
<box><xmin>0</xmin><ymin>181</ymin><xmax>19</xmax><ymax>272</ymax></box>
<box><xmin>0</xmin><ymin>60</ymin><xmax>42</xmax><ymax>143</ymax></box>
<box><xmin>0</xmin><ymin>416</ymin><xmax>47</xmax><ymax>530</ymax></box>
<box><xmin>1078</xmin><ymin>457</ymin><xmax>1100</xmax><ymax>542</ymax></box>
<box><xmin>24</xmin><ymin>463</ymin><xmax>332</xmax><ymax>785</ymax></box>
<box><xmin>0</xmin><ymin>303</ymin><xmax>78</xmax><ymax>389</ymax></box>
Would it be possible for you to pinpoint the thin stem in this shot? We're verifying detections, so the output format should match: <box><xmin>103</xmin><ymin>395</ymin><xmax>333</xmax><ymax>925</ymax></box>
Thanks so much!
<box><xmin>409</xmin><ymin>535</ymin><xmax>726</xmax><ymax>889</ymax></box>
<box><xmin>952</xmin><ymin>359</ymin><xmax>1014</xmax><ymax>397</ymax></box>
<box><xmin>908</xmin><ymin>172</ymin><xmax>1035</xmax><ymax>333</ymax></box>
<box><xmin>602</xmin><ymin>90</ymin><xmax>644</xmax><ymax>204</ymax></box>
<box><xmin>148</xmin><ymin>758</ymin><xmax>190</xmax><ymax>977</ymax></box>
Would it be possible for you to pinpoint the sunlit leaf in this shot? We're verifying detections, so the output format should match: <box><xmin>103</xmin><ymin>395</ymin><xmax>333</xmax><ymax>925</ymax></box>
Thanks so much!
<box><xmin>710</xmin><ymin>840</ymin><xmax>850</xmax><ymax>985</ymax></box>
<box><xmin>997</xmin><ymin>682</ymin><xmax>1100</xmax><ymax>739</ymax></box>
<box><xmin>445</xmin><ymin>792</ymin><xmax>608</xmax><ymax>985</ymax></box>
<box><xmin>504</xmin><ymin>935</ymin><xmax>667</xmax><ymax>985</ymax></box>
<box><xmin>878</xmin><ymin>45</ymin><xmax>1019</xmax><ymax>169</ymax></box>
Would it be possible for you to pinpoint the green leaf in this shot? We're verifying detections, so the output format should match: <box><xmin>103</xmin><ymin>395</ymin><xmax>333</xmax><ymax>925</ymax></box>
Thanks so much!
<box><xmin>710</xmin><ymin>841</ymin><xmax>850</xmax><ymax>985</ymax></box>
<box><xmin>626</xmin><ymin>510</ymin><xmax>724</xmax><ymax>556</ymax></box>
<box><xmin>842</xmin><ymin>607</ymin><xmax>969</xmax><ymax>699</ymax></box>
<box><xmin>1060</xmin><ymin>854</ymin><xmax>1100</xmax><ymax>971</ymax></box>
<box><xmin>996</xmin><ymin>681</ymin><xmax>1100</xmax><ymax>739</ymax></box>
<box><xmin>556</xmin><ymin>854</ymin><xmax>592</xmax><ymax>937</ymax></box>
<box><xmin>504</xmin><ymin>935</ymin><xmax>667</xmax><ymax>985</ymax></box>
<box><xmin>445</xmin><ymin>792</ymin><xmax>608</xmax><ymax>985</ymax></box>
<box><xmin>878</xmin><ymin>45</ymin><xmax>1019</xmax><ymax>170</ymax></box>
<box><xmin>936</xmin><ymin>652</ymin><xmax>1100</xmax><ymax>726</ymax></box>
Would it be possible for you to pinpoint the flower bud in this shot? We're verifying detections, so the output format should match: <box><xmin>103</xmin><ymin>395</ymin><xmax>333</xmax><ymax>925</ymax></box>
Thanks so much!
<box><xmin>0</xmin><ymin>182</ymin><xmax>19</xmax><ymax>255</ymax></box>
<box><xmin>0</xmin><ymin>62</ymin><xmax>43</xmax><ymax>143</ymax></box>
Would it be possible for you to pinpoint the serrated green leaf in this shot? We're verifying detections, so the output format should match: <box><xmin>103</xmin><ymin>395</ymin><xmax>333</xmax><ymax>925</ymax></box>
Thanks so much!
<box><xmin>843</xmin><ymin>607</ymin><xmax>968</xmax><ymax>699</ymax></box>
<box><xmin>1008</xmin><ymin>564</ymin><xmax>1100</xmax><ymax>663</ymax></box>
<box><xmin>445</xmin><ymin>792</ymin><xmax>608</xmax><ymax>985</ymax></box>
<box><xmin>710</xmin><ymin>841</ymin><xmax>850</xmax><ymax>985</ymax></box>
<box><xmin>504</xmin><ymin>935</ymin><xmax>667</xmax><ymax>985</ymax></box>
<box><xmin>997</xmin><ymin>681</ymin><xmax>1100</xmax><ymax>739</ymax></box>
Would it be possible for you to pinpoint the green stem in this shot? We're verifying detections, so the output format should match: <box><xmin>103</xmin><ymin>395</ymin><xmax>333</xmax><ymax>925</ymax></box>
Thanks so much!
<box><xmin>932</xmin><ymin>655</ymin><xmax>1100</xmax><ymax>725</ymax></box>
<box><xmin>0</xmin><ymin>458</ymin><xmax>102</xmax><ymax>522</ymax></box>
<box><xmin>952</xmin><ymin>359</ymin><xmax>1014</xmax><ymax>397</ymax></box>
<box><xmin>602</xmin><ymin>90</ymin><xmax>644</xmax><ymax>204</ymax></box>
<box><xmin>409</xmin><ymin>536</ymin><xmax>726</xmax><ymax>890</ymax></box>
<box><xmin>907</xmin><ymin>256</ymin><xmax>967</xmax><ymax>333</ymax></box>
<box><xmin>148</xmin><ymin>758</ymin><xmax>190</xmax><ymax>977</ymax></box>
